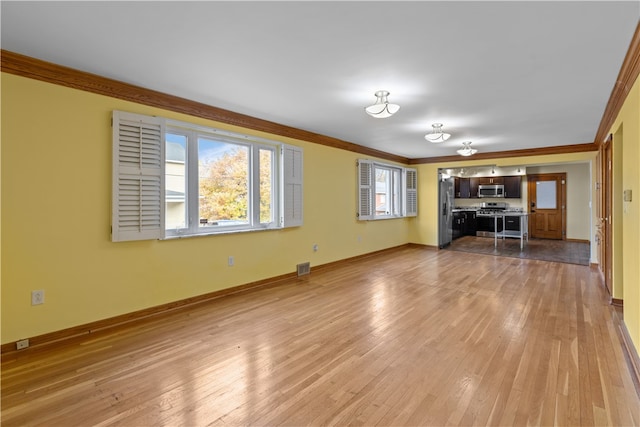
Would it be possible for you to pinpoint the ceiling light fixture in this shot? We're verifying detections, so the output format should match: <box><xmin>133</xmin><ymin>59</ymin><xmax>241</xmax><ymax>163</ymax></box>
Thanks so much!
<box><xmin>457</xmin><ymin>141</ymin><xmax>478</xmax><ymax>157</ymax></box>
<box><xmin>424</xmin><ymin>123</ymin><xmax>451</xmax><ymax>143</ymax></box>
<box><xmin>365</xmin><ymin>90</ymin><xmax>400</xmax><ymax>118</ymax></box>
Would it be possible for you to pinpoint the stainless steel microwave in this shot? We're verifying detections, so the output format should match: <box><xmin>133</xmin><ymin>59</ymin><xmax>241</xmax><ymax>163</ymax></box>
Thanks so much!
<box><xmin>478</xmin><ymin>184</ymin><xmax>504</xmax><ymax>198</ymax></box>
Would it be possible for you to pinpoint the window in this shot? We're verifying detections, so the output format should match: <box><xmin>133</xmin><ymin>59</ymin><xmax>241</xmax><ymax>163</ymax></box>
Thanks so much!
<box><xmin>112</xmin><ymin>111</ymin><xmax>302</xmax><ymax>242</ymax></box>
<box><xmin>375</xmin><ymin>166</ymin><xmax>401</xmax><ymax>217</ymax></box>
<box><xmin>164</xmin><ymin>130</ymin><xmax>276</xmax><ymax>236</ymax></box>
<box><xmin>357</xmin><ymin>159</ymin><xmax>417</xmax><ymax>220</ymax></box>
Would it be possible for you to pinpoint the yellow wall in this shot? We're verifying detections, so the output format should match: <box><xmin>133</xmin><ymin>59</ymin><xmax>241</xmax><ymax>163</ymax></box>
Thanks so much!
<box><xmin>609</xmin><ymin>75</ymin><xmax>640</xmax><ymax>352</ymax></box>
<box><xmin>1</xmin><ymin>74</ymin><xmax>413</xmax><ymax>344</ymax></box>
<box><xmin>3</xmin><ymin>70</ymin><xmax>630</xmax><ymax>355</ymax></box>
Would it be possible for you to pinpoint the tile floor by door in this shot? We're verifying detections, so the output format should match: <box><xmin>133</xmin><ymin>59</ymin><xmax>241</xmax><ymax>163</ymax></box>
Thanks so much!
<box><xmin>446</xmin><ymin>235</ymin><xmax>591</xmax><ymax>266</ymax></box>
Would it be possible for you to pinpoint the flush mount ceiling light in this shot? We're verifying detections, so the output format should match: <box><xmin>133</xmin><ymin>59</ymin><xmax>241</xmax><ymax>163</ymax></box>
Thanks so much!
<box><xmin>424</xmin><ymin>123</ymin><xmax>451</xmax><ymax>143</ymax></box>
<box><xmin>457</xmin><ymin>141</ymin><xmax>478</xmax><ymax>157</ymax></box>
<box><xmin>364</xmin><ymin>90</ymin><xmax>400</xmax><ymax>118</ymax></box>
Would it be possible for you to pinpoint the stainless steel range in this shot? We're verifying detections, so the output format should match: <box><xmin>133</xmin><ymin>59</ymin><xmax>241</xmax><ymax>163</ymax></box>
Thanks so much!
<box><xmin>476</xmin><ymin>202</ymin><xmax>507</xmax><ymax>217</ymax></box>
<box><xmin>476</xmin><ymin>202</ymin><xmax>507</xmax><ymax>237</ymax></box>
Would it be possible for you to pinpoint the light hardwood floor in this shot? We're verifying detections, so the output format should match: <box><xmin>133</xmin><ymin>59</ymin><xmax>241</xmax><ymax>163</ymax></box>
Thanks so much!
<box><xmin>2</xmin><ymin>246</ymin><xmax>639</xmax><ymax>426</ymax></box>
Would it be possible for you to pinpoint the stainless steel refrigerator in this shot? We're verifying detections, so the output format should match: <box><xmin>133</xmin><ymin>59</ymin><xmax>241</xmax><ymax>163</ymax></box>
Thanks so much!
<box><xmin>439</xmin><ymin>176</ymin><xmax>454</xmax><ymax>248</ymax></box>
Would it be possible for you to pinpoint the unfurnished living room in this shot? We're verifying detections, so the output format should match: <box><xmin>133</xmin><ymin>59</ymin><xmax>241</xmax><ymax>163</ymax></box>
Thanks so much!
<box><xmin>2</xmin><ymin>2</ymin><xmax>640</xmax><ymax>426</ymax></box>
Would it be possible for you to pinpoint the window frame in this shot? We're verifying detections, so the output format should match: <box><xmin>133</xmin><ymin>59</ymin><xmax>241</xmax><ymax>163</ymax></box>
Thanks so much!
<box><xmin>112</xmin><ymin>111</ymin><xmax>302</xmax><ymax>242</ymax></box>
<box><xmin>164</xmin><ymin>121</ymin><xmax>281</xmax><ymax>238</ymax></box>
<box><xmin>357</xmin><ymin>159</ymin><xmax>417</xmax><ymax>221</ymax></box>
<box><xmin>374</xmin><ymin>164</ymin><xmax>402</xmax><ymax>218</ymax></box>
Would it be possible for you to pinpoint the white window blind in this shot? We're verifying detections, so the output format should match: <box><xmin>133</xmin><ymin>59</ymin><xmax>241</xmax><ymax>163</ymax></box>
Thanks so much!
<box><xmin>112</xmin><ymin>111</ymin><xmax>165</xmax><ymax>242</ymax></box>
<box><xmin>282</xmin><ymin>144</ymin><xmax>303</xmax><ymax>227</ymax></box>
<box><xmin>357</xmin><ymin>160</ymin><xmax>374</xmax><ymax>220</ymax></box>
<box><xmin>404</xmin><ymin>168</ymin><xmax>418</xmax><ymax>217</ymax></box>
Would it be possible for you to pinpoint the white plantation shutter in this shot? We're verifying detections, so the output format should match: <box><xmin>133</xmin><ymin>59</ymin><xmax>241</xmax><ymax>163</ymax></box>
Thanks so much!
<box><xmin>282</xmin><ymin>144</ymin><xmax>303</xmax><ymax>227</ymax></box>
<box><xmin>112</xmin><ymin>111</ymin><xmax>165</xmax><ymax>242</ymax></box>
<box><xmin>357</xmin><ymin>160</ymin><xmax>374</xmax><ymax>220</ymax></box>
<box><xmin>404</xmin><ymin>168</ymin><xmax>418</xmax><ymax>217</ymax></box>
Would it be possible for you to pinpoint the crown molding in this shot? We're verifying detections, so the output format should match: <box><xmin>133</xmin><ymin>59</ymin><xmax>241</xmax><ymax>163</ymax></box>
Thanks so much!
<box><xmin>0</xmin><ymin>50</ymin><xmax>615</xmax><ymax>165</ymax></box>
<box><xmin>408</xmin><ymin>142</ymin><xmax>598</xmax><ymax>165</ymax></box>
<box><xmin>594</xmin><ymin>20</ymin><xmax>640</xmax><ymax>146</ymax></box>
<box><xmin>1</xmin><ymin>50</ymin><xmax>409</xmax><ymax>164</ymax></box>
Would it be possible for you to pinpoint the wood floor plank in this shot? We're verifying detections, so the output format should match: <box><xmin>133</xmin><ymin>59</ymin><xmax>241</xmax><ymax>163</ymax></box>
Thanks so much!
<box><xmin>2</xmin><ymin>247</ymin><xmax>639</xmax><ymax>426</ymax></box>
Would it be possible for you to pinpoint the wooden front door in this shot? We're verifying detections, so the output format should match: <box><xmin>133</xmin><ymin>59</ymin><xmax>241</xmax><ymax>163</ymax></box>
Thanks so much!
<box><xmin>527</xmin><ymin>173</ymin><xmax>566</xmax><ymax>239</ymax></box>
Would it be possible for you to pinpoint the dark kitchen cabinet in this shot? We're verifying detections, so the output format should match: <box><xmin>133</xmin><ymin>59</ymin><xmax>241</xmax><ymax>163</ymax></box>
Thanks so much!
<box><xmin>467</xmin><ymin>176</ymin><xmax>519</xmax><ymax>199</ymax></box>
<box><xmin>503</xmin><ymin>176</ymin><xmax>522</xmax><ymax>199</ymax></box>
<box><xmin>454</xmin><ymin>177</ymin><xmax>471</xmax><ymax>198</ymax></box>
<box><xmin>476</xmin><ymin>176</ymin><xmax>504</xmax><ymax>185</ymax></box>
<box><xmin>452</xmin><ymin>212</ymin><xmax>464</xmax><ymax>240</ymax></box>
<box><xmin>453</xmin><ymin>211</ymin><xmax>476</xmax><ymax>239</ymax></box>
<box><xmin>469</xmin><ymin>178</ymin><xmax>480</xmax><ymax>198</ymax></box>
<box><xmin>464</xmin><ymin>211</ymin><xmax>477</xmax><ymax>235</ymax></box>
<box><xmin>469</xmin><ymin>177</ymin><xmax>502</xmax><ymax>198</ymax></box>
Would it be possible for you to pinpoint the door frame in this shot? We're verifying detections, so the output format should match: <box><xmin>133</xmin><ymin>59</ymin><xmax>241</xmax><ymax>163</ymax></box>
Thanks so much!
<box><xmin>527</xmin><ymin>173</ymin><xmax>567</xmax><ymax>240</ymax></box>
<box><xmin>602</xmin><ymin>135</ymin><xmax>613</xmax><ymax>296</ymax></box>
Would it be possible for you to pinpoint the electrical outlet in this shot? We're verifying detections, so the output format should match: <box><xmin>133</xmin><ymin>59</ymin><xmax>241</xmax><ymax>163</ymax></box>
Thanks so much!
<box><xmin>16</xmin><ymin>339</ymin><xmax>29</xmax><ymax>350</ymax></box>
<box><xmin>31</xmin><ymin>290</ymin><xmax>44</xmax><ymax>305</ymax></box>
<box><xmin>228</xmin><ymin>256</ymin><xmax>234</xmax><ymax>267</ymax></box>
<box><xmin>313</xmin><ymin>244</ymin><xmax>318</xmax><ymax>252</ymax></box>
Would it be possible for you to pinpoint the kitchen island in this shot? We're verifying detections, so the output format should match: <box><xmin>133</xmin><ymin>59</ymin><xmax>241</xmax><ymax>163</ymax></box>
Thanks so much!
<box><xmin>493</xmin><ymin>212</ymin><xmax>529</xmax><ymax>249</ymax></box>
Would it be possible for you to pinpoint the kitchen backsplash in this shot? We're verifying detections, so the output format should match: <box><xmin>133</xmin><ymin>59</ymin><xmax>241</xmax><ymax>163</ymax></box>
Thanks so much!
<box><xmin>454</xmin><ymin>198</ymin><xmax>525</xmax><ymax>210</ymax></box>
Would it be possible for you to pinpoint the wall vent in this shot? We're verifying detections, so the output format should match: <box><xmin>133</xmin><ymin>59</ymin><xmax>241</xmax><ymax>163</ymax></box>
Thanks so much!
<box><xmin>297</xmin><ymin>262</ymin><xmax>311</xmax><ymax>277</ymax></box>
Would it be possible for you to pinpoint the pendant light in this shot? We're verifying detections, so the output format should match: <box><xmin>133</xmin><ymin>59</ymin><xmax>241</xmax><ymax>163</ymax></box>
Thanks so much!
<box><xmin>365</xmin><ymin>90</ymin><xmax>400</xmax><ymax>118</ymax></box>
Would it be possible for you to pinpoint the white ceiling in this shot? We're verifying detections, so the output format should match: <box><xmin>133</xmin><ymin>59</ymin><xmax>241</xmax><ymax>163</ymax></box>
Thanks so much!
<box><xmin>2</xmin><ymin>1</ymin><xmax>638</xmax><ymax>159</ymax></box>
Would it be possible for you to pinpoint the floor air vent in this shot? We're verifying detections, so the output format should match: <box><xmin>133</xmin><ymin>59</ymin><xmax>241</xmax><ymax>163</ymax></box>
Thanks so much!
<box><xmin>297</xmin><ymin>262</ymin><xmax>311</xmax><ymax>277</ymax></box>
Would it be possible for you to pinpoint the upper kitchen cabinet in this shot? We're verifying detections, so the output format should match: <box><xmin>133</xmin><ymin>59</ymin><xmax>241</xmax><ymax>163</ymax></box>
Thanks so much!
<box><xmin>469</xmin><ymin>178</ymin><xmax>479</xmax><ymax>198</ymax></box>
<box><xmin>503</xmin><ymin>176</ymin><xmax>522</xmax><ymax>199</ymax></box>
<box><xmin>476</xmin><ymin>176</ymin><xmax>504</xmax><ymax>185</ymax></box>
<box><xmin>465</xmin><ymin>175</ymin><xmax>521</xmax><ymax>199</ymax></box>
<box><xmin>469</xmin><ymin>177</ymin><xmax>504</xmax><ymax>198</ymax></box>
<box><xmin>454</xmin><ymin>177</ymin><xmax>471</xmax><ymax>198</ymax></box>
